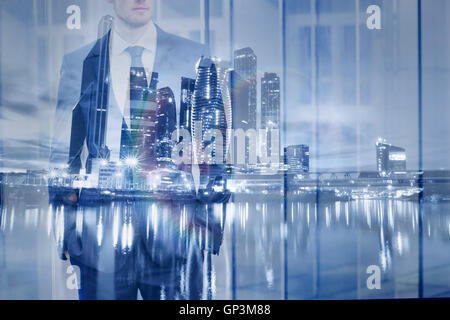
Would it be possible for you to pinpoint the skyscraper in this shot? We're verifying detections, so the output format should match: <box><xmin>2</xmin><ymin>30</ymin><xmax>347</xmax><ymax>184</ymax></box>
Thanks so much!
<box><xmin>230</xmin><ymin>70</ymin><xmax>250</xmax><ymax>130</ymax></box>
<box><xmin>120</xmin><ymin>72</ymin><xmax>159</xmax><ymax>170</ymax></box>
<box><xmin>230</xmin><ymin>70</ymin><xmax>251</xmax><ymax>167</ymax></box>
<box><xmin>376</xmin><ymin>140</ymin><xmax>389</xmax><ymax>174</ymax></box>
<box><xmin>155</xmin><ymin>87</ymin><xmax>177</xmax><ymax>163</ymax></box>
<box><xmin>261</xmin><ymin>72</ymin><xmax>281</xmax><ymax>163</ymax></box>
<box><xmin>180</xmin><ymin>77</ymin><xmax>196</xmax><ymax>134</ymax></box>
<box><xmin>261</xmin><ymin>72</ymin><xmax>280</xmax><ymax>130</ymax></box>
<box><xmin>286</xmin><ymin>145</ymin><xmax>310</xmax><ymax>174</ymax></box>
<box><xmin>234</xmin><ymin>47</ymin><xmax>257</xmax><ymax>130</ymax></box>
<box><xmin>191</xmin><ymin>57</ymin><xmax>230</xmax><ymax>176</ymax></box>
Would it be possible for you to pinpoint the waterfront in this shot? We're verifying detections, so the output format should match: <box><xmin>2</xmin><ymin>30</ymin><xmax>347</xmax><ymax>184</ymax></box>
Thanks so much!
<box><xmin>1</xmin><ymin>193</ymin><xmax>449</xmax><ymax>299</ymax></box>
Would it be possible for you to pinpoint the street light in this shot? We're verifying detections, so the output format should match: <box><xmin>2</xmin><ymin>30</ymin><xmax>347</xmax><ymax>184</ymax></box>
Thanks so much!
<box><xmin>125</xmin><ymin>157</ymin><xmax>138</xmax><ymax>168</ymax></box>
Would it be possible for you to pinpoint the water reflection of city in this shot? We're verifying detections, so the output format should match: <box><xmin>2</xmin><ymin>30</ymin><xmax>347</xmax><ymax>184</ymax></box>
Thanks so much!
<box><xmin>1</xmin><ymin>197</ymin><xmax>450</xmax><ymax>299</ymax></box>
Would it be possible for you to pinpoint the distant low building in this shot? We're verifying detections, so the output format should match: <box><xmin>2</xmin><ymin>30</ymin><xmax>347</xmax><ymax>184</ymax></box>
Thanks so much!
<box><xmin>286</xmin><ymin>145</ymin><xmax>310</xmax><ymax>174</ymax></box>
<box><xmin>358</xmin><ymin>171</ymin><xmax>381</xmax><ymax>179</ymax></box>
<box><xmin>376</xmin><ymin>139</ymin><xmax>407</xmax><ymax>176</ymax></box>
<box><xmin>98</xmin><ymin>161</ymin><xmax>120</xmax><ymax>189</ymax></box>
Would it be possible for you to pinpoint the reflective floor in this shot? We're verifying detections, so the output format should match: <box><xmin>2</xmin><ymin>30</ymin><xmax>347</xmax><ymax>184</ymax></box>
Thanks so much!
<box><xmin>1</xmin><ymin>192</ymin><xmax>450</xmax><ymax>299</ymax></box>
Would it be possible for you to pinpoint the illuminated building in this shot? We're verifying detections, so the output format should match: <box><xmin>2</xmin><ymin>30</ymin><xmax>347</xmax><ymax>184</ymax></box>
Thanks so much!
<box><xmin>261</xmin><ymin>72</ymin><xmax>280</xmax><ymax>130</ymax></box>
<box><xmin>234</xmin><ymin>47</ymin><xmax>257</xmax><ymax>130</ymax></box>
<box><xmin>155</xmin><ymin>87</ymin><xmax>177</xmax><ymax>164</ymax></box>
<box><xmin>191</xmin><ymin>57</ymin><xmax>230</xmax><ymax>181</ymax></box>
<box><xmin>121</xmin><ymin>72</ymin><xmax>159</xmax><ymax>171</ymax></box>
<box><xmin>261</xmin><ymin>72</ymin><xmax>281</xmax><ymax>164</ymax></box>
<box><xmin>286</xmin><ymin>145</ymin><xmax>310</xmax><ymax>174</ymax></box>
<box><xmin>376</xmin><ymin>139</ymin><xmax>407</xmax><ymax>176</ymax></box>
<box><xmin>180</xmin><ymin>77</ymin><xmax>196</xmax><ymax>134</ymax></box>
<box><xmin>98</xmin><ymin>161</ymin><xmax>120</xmax><ymax>189</ymax></box>
<box><xmin>230</xmin><ymin>70</ymin><xmax>252</xmax><ymax>168</ymax></box>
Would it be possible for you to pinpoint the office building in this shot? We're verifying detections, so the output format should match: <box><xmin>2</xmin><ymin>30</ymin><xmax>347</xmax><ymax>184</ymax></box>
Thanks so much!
<box><xmin>286</xmin><ymin>145</ymin><xmax>310</xmax><ymax>174</ymax></box>
<box><xmin>191</xmin><ymin>57</ymin><xmax>229</xmax><ymax>170</ymax></box>
<box><xmin>98</xmin><ymin>161</ymin><xmax>120</xmax><ymax>189</ymax></box>
<box><xmin>180</xmin><ymin>77</ymin><xmax>196</xmax><ymax>134</ymax></box>
<box><xmin>234</xmin><ymin>47</ymin><xmax>257</xmax><ymax>130</ymax></box>
<box><xmin>376</xmin><ymin>139</ymin><xmax>407</xmax><ymax>176</ymax></box>
<box><xmin>155</xmin><ymin>87</ymin><xmax>177</xmax><ymax>163</ymax></box>
<box><xmin>230</xmin><ymin>70</ymin><xmax>252</xmax><ymax>167</ymax></box>
<box><xmin>261</xmin><ymin>72</ymin><xmax>281</xmax><ymax>130</ymax></box>
<box><xmin>121</xmin><ymin>72</ymin><xmax>159</xmax><ymax>170</ymax></box>
<box><xmin>261</xmin><ymin>72</ymin><xmax>281</xmax><ymax>163</ymax></box>
<box><xmin>230</xmin><ymin>70</ymin><xmax>250</xmax><ymax>130</ymax></box>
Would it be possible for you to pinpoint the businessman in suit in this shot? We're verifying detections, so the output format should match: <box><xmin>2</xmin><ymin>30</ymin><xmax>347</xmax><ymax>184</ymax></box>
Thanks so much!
<box><xmin>52</xmin><ymin>0</ymin><xmax>209</xmax><ymax>173</ymax></box>
<box><xmin>50</xmin><ymin>0</ymin><xmax>228</xmax><ymax>300</ymax></box>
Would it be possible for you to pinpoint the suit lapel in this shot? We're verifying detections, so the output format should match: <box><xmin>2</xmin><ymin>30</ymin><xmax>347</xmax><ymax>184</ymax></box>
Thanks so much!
<box><xmin>82</xmin><ymin>31</ymin><xmax>111</xmax><ymax>91</ymax></box>
<box><xmin>80</xmin><ymin>31</ymin><xmax>111</xmax><ymax>157</ymax></box>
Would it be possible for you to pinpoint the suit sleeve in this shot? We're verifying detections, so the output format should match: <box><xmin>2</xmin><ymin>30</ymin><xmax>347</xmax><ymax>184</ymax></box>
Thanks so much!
<box><xmin>50</xmin><ymin>55</ymin><xmax>83</xmax><ymax>169</ymax></box>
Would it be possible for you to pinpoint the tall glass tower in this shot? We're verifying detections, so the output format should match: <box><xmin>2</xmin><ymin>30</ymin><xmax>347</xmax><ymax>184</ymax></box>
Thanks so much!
<box><xmin>261</xmin><ymin>72</ymin><xmax>280</xmax><ymax>130</ymax></box>
<box><xmin>155</xmin><ymin>86</ymin><xmax>177</xmax><ymax>164</ymax></box>
<box><xmin>191</xmin><ymin>57</ymin><xmax>230</xmax><ymax>176</ymax></box>
<box><xmin>120</xmin><ymin>72</ymin><xmax>159</xmax><ymax>170</ymax></box>
<box><xmin>234</xmin><ymin>47</ymin><xmax>257</xmax><ymax>130</ymax></box>
<box><xmin>180</xmin><ymin>77</ymin><xmax>196</xmax><ymax>134</ymax></box>
<box><xmin>261</xmin><ymin>72</ymin><xmax>281</xmax><ymax>163</ymax></box>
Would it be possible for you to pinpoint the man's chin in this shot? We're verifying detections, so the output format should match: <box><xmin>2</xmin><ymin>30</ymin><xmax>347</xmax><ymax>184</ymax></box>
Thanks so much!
<box><xmin>128</xmin><ymin>18</ymin><xmax>152</xmax><ymax>27</ymax></box>
<box><xmin>118</xmin><ymin>15</ymin><xmax>152</xmax><ymax>28</ymax></box>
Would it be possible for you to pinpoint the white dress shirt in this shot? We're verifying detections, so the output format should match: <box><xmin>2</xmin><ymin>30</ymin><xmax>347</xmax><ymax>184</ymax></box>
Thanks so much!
<box><xmin>106</xmin><ymin>22</ymin><xmax>157</xmax><ymax>162</ymax></box>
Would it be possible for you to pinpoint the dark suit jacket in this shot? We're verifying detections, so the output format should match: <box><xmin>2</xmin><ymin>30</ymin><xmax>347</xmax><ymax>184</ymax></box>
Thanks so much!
<box><xmin>51</xmin><ymin>24</ymin><xmax>209</xmax><ymax>173</ymax></box>
<box><xmin>54</xmin><ymin>200</ymin><xmax>225</xmax><ymax>278</ymax></box>
<box><xmin>50</xmin><ymin>27</ymin><xmax>227</xmax><ymax>279</ymax></box>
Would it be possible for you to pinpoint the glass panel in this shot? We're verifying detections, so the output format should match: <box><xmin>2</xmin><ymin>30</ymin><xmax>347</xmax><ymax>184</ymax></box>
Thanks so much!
<box><xmin>209</xmin><ymin>0</ymin><xmax>230</xmax><ymax>58</ymax></box>
<box><xmin>212</xmin><ymin>0</ymin><xmax>285</xmax><ymax>300</ymax></box>
<box><xmin>421</xmin><ymin>0</ymin><xmax>450</xmax><ymax>298</ymax></box>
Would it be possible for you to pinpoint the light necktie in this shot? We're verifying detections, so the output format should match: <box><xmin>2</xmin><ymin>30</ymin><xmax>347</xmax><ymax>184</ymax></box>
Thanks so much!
<box><xmin>120</xmin><ymin>46</ymin><xmax>148</xmax><ymax>160</ymax></box>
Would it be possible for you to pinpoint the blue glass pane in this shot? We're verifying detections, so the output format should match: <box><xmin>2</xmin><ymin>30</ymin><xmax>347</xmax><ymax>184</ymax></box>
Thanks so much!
<box><xmin>287</xmin><ymin>0</ymin><xmax>311</xmax><ymax>14</ymax></box>
<box><xmin>316</xmin><ymin>0</ymin><xmax>355</xmax><ymax>13</ymax></box>
<box><xmin>161</xmin><ymin>0</ymin><xmax>200</xmax><ymax>18</ymax></box>
<box><xmin>315</xmin><ymin>25</ymin><xmax>332</xmax><ymax>104</ymax></box>
<box><xmin>340</xmin><ymin>25</ymin><xmax>356</xmax><ymax>105</ymax></box>
<box><xmin>299</xmin><ymin>26</ymin><xmax>312</xmax><ymax>104</ymax></box>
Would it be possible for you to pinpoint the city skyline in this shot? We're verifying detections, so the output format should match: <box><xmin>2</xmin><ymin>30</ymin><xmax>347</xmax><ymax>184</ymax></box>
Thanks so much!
<box><xmin>1</xmin><ymin>1</ymin><xmax>449</xmax><ymax>173</ymax></box>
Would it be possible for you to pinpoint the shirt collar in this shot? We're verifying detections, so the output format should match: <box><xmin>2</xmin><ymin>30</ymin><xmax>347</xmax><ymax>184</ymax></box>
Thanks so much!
<box><xmin>110</xmin><ymin>21</ymin><xmax>157</xmax><ymax>56</ymax></box>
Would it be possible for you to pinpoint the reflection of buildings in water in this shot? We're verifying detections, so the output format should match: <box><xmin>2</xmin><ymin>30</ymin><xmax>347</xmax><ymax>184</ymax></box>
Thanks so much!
<box><xmin>219</xmin><ymin>199</ymin><xmax>446</xmax><ymax>293</ymax></box>
<box><xmin>228</xmin><ymin>200</ymin><xmax>282</xmax><ymax>290</ymax></box>
<box><xmin>1</xmin><ymin>197</ymin><xmax>450</xmax><ymax>298</ymax></box>
<box><xmin>0</xmin><ymin>198</ymin><xmax>226</xmax><ymax>299</ymax></box>
<box><xmin>50</xmin><ymin>200</ymin><xmax>226</xmax><ymax>299</ymax></box>
<box><xmin>0</xmin><ymin>205</ymin><xmax>5</xmax><ymax>297</ymax></box>
<box><xmin>285</xmin><ymin>200</ymin><xmax>450</xmax><ymax>270</ymax></box>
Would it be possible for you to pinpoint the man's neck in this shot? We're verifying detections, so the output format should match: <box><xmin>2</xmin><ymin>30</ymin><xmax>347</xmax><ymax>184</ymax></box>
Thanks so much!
<box><xmin>114</xmin><ymin>17</ymin><xmax>153</xmax><ymax>44</ymax></box>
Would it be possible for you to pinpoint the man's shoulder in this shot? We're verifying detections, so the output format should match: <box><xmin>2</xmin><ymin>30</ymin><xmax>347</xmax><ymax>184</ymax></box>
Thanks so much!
<box><xmin>62</xmin><ymin>39</ymin><xmax>98</xmax><ymax>68</ymax></box>
<box><xmin>157</xmin><ymin>26</ymin><xmax>209</xmax><ymax>57</ymax></box>
<box><xmin>159</xmin><ymin>27</ymin><xmax>203</xmax><ymax>48</ymax></box>
<box><xmin>167</xmin><ymin>33</ymin><xmax>205</xmax><ymax>51</ymax></box>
